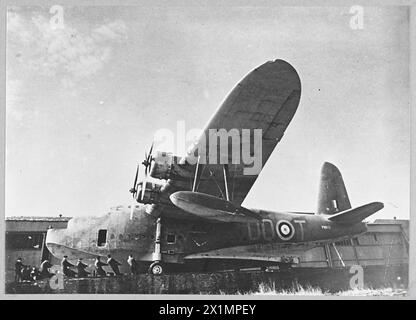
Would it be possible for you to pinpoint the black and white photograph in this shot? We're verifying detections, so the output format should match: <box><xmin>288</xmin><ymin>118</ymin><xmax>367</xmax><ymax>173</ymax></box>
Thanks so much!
<box><xmin>3</xmin><ymin>2</ymin><xmax>412</xmax><ymax>299</ymax></box>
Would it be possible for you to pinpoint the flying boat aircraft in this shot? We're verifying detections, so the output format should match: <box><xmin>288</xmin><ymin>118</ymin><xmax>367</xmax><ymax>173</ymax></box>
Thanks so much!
<box><xmin>46</xmin><ymin>60</ymin><xmax>383</xmax><ymax>275</ymax></box>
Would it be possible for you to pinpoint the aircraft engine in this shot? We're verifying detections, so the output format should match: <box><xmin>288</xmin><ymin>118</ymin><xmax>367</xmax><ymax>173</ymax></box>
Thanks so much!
<box><xmin>149</xmin><ymin>151</ymin><xmax>182</xmax><ymax>180</ymax></box>
<box><xmin>137</xmin><ymin>181</ymin><xmax>163</xmax><ymax>204</ymax></box>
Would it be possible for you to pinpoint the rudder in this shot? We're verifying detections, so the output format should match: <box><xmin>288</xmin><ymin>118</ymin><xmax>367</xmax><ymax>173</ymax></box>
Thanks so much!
<box><xmin>317</xmin><ymin>162</ymin><xmax>351</xmax><ymax>215</ymax></box>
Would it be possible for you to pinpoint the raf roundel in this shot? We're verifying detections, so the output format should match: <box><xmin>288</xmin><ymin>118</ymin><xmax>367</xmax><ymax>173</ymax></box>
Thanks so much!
<box><xmin>276</xmin><ymin>220</ymin><xmax>295</xmax><ymax>241</ymax></box>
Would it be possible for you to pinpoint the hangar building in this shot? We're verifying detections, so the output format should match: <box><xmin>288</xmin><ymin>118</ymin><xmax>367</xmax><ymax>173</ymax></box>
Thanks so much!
<box><xmin>5</xmin><ymin>216</ymin><xmax>71</xmax><ymax>283</ymax></box>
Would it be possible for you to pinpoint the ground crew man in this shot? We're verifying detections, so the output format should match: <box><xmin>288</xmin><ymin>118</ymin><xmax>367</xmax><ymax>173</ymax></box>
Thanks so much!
<box><xmin>76</xmin><ymin>258</ymin><xmax>90</xmax><ymax>278</ymax></box>
<box><xmin>39</xmin><ymin>259</ymin><xmax>54</xmax><ymax>279</ymax></box>
<box><xmin>127</xmin><ymin>254</ymin><xmax>139</xmax><ymax>274</ymax></box>
<box><xmin>107</xmin><ymin>254</ymin><xmax>122</xmax><ymax>276</ymax></box>
<box><xmin>30</xmin><ymin>267</ymin><xmax>39</xmax><ymax>281</ymax></box>
<box><xmin>61</xmin><ymin>255</ymin><xmax>77</xmax><ymax>277</ymax></box>
<box><xmin>127</xmin><ymin>254</ymin><xmax>139</xmax><ymax>275</ymax></box>
<box><xmin>21</xmin><ymin>265</ymin><xmax>32</xmax><ymax>281</ymax></box>
<box><xmin>14</xmin><ymin>257</ymin><xmax>25</xmax><ymax>282</ymax></box>
<box><xmin>94</xmin><ymin>256</ymin><xmax>107</xmax><ymax>277</ymax></box>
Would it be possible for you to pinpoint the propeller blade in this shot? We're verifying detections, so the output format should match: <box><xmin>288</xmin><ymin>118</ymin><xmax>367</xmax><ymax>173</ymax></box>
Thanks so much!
<box><xmin>137</xmin><ymin>142</ymin><xmax>155</xmax><ymax>201</ymax></box>
<box><xmin>143</xmin><ymin>142</ymin><xmax>155</xmax><ymax>175</ymax></box>
<box><xmin>129</xmin><ymin>164</ymin><xmax>140</xmax><ymax>197</ymax></box>
<box><xmin>133</xmin><ymin>164</ymin><xmax>139</xmax><ymax>194</ymax></box>
<box><xmin>141</xmin><ymin>165</ymin><xmax>149</xmax><ymax>202</ymax></box>
<box><xmin>148</xmin><ymin>142</ymin><xmax>154</xmax><ymax>158</ymax></box>
<box><xmin>141</xmin><ymin>179</ymin><xmax>147</xmax><ymax>201</ymax></box>
<box><xmin>130</xmin><ymin>201</ymin><xmax>135</xmax><ymax>220</ymax></box>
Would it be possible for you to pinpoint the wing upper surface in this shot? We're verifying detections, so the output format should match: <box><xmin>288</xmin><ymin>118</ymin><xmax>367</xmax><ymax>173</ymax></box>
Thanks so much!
<box><xmin>152</xmin><ymin>60</ymin><xmax>301</xmax><ymax>218</ymax></box>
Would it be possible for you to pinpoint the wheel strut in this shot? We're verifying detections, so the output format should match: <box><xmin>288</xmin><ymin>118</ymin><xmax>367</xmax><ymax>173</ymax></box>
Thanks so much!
<box><xmin>150</xmin><ymin>217</ymin><xmax>163</xmax><ymax>274</ymax></box>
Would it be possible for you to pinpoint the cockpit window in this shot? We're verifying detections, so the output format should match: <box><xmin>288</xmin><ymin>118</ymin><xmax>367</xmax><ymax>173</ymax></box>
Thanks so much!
<box><xmin>97</xmin><ymin>229</ymin><xmax>107</xmax><ymax>246</ymax></box>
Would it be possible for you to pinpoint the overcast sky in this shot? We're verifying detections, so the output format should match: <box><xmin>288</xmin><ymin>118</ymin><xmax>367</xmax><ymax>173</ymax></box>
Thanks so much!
<box><xmin>6</xmin><ymin>6</ymin><xmax>409</xmax><ymax>220</ymax></box>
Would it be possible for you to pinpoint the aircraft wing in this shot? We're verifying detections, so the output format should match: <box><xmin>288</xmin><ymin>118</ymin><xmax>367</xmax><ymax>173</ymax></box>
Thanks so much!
<box><xmin>159</xmin><ymin>59</ymin><xmax>301</xmax><ymax>211</ymax></box>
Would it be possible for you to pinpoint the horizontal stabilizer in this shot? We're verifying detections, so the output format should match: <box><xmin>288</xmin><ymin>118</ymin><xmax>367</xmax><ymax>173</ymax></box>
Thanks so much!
<box><xmin>327</xmin><ymin>202</ymin><xmax>384</xmax><ymax>224</ymax></box>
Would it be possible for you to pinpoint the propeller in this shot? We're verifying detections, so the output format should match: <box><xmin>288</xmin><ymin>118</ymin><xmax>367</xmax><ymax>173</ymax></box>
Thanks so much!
<box><xmin>141</xmin><ymin>142</ymin><xmax>155</xmax><ymax>201</ymax></box>
<box><xmin>129</xmin><ymin>164</ymin><xmax>140</xmax><ymax>198</ymax></box>
<box><xmin>129</xmin><ymin>164</ymin><xmax>140</xmax><ymax>220</ymax></box>
<box><xmin>142</xmin><ymin>142</ymin><xmax>154</xmax><ymax>174</ymax></box>
<box><xmin>129</xmin><ymin>143</ymin><xmax>155</xmax><ymax>218</ymax></box>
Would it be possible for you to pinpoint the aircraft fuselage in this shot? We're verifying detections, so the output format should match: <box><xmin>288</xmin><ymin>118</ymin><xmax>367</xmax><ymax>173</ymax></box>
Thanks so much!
<box><xmin>46</xmin><ymin>206</ymin><xmax>366</xmax><ymax>270</ymax></box>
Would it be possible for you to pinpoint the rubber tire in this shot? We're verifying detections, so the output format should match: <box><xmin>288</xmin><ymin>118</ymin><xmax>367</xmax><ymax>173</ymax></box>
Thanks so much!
<box><xmin>149</xmin><ymin>262</ymin><xmax>163</xmax><ymax>275</ymax></box>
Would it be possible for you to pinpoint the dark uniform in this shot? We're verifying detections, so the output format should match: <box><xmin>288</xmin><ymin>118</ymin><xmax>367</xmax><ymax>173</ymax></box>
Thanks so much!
<box><xmin>14</xmin><ymin>258</ymin><xmax>24</xmax><ymax>282</ymax></box>
<box><xmin>94</xmin><ymin>257</ymin><xmax>107</xmax><ymax>277</ymax></box>
<box><xmin>61</xmin><ymin>256</ymin><xmax>77</xmax><ymax>277</ymax></box>
<box><xmin>127</xmin><ymin>255</ymin><xmax>139</xmax><ymax>275</ymax></box>
<box><xmin>76</xmin><ymin>259</ymin><xmax>90</xmax><ymax>278</ymax></box>
<box><xmin>21</xmin><ymin>265</ymin><xmax>31</xmax><ymax>281</ymax></box>
<box><xmin>107</xmin><ymin>255</ymin><xmax>122</xmax><ymax>275</ymax></box>
<box><xmin>39</xmin><ymin>260</ymin><xmax>54</xmax><ymax>279</ymax></box>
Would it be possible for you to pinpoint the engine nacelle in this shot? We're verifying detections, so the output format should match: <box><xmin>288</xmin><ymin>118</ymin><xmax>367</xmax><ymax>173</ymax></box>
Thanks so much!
<box><xmin>150</xmin><ymin>151</ymin><xmax>182</xmax><ymax>180</ymax></box>
<box><xmin>137</xmin><ymin>181</ymin><xmax>163</xmax><ymax>204</ymax></box>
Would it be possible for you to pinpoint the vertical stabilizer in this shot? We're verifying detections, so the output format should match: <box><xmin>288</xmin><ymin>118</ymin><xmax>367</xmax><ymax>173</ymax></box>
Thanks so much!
<box><xmin>317</xmin><ymin>162</ymin><xmax>351</xmax><ymax>215</ymax></box>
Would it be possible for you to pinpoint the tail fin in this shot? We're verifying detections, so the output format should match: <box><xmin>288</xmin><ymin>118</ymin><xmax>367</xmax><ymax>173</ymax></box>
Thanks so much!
<box><xmin>317</xmin><ymin>162</ymin><xmax>351</xmax><ymax>215</ymax></box>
